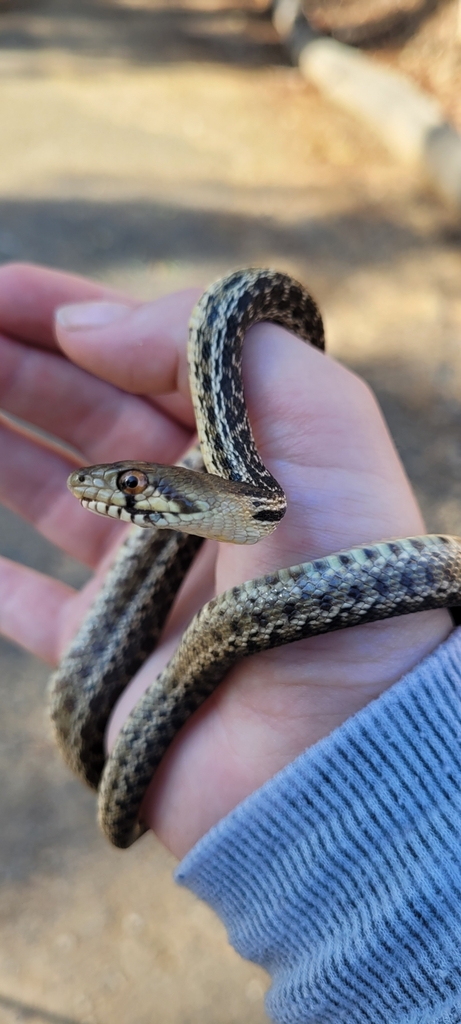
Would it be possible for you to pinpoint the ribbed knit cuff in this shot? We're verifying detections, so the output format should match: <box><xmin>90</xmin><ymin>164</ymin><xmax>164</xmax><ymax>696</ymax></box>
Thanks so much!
<box><xmin>176</xmin><ymin>630</ymin><xmax>461</xmax><ymax>1024</ymax></box>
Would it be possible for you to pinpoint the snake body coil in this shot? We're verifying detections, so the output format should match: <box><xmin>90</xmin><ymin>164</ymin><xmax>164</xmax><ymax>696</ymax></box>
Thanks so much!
<box><xmin>49</xmin><ymin>269</ymin><xmax>461</xmax><ymax>848</ymax></box>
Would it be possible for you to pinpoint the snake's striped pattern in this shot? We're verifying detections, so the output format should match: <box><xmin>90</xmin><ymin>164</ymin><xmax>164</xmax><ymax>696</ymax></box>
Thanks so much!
<box><xmin>48</xmin><ymin>269</ymin><xmax>461</xmax><ymax>848</ymax></box>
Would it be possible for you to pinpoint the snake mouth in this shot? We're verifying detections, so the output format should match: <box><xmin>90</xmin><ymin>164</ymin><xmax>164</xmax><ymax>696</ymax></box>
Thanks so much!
<box><xmin>79</xmin><ymin>494</ymin><xmax>195</xmax><ymax>529</ymax></box>
<box><xmin>79</xmin><ymin>496</ymin><xmax>162</xmax><ymax>526</ymax></box>
<box><xmin>80</xmin><ymin>497</ymin><xmax>131</xmax><ymax>521</ymax></box>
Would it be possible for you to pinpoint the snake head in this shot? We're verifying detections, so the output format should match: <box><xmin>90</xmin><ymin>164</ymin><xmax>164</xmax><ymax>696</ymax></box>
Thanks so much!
<box><xmin>68</xmin><ymin>460</ymin><xmax>286</xmax><ymax>543</ymax></box>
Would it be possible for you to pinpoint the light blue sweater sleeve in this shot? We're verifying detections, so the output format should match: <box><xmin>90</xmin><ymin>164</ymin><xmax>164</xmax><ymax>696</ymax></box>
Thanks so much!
<box><xmin>176</xmin><ymin>629</ymin><xmax>461</xmax><ymax>1024</ymax></box>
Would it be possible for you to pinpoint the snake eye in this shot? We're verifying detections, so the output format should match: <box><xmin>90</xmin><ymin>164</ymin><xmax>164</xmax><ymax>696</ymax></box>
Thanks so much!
<box><xmin>118</xmin><ymin>470</ymin><xmax>149</xmax><ymax>495</ymax></box>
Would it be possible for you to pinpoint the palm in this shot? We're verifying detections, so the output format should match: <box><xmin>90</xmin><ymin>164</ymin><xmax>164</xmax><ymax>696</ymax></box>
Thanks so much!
<box><xmin>0</xmin><ymin>263</ymin><xmax>450</xmax><ymax>857</ymax></box>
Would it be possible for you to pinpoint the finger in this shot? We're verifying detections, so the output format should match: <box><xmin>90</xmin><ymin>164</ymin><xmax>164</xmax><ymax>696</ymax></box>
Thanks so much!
<box><xmin>0</xmin><ymin>262</ymin><xmax>129</xmax><ymax>349</ymax></box>
<box><xmin>55</xmin><ymin>288</ymin><xmax>201</xmax><ymax>417</ymax></box>
<box><xmin>0</xmin><ymin>555</ymin><xmax>74</xmax><ymax>663</ymax></box>
<box><xmin>0</xmin><ymin>263</ymin><xmax>197</xmax><ymax>429</ymax></box>
<box><xmin>0</xmin><ymin>332</ymin><xmax>190</xmax><ymax>463</ymax></box>
<box><xmin>0</xmin><ymin>417</ymin><xmax>121</xmax><ymax>566</ymax></box>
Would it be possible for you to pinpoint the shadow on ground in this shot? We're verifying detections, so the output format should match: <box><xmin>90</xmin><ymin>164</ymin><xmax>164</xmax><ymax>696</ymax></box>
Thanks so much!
<box><xmin>0</xmin><ymin>194</ymin><xmax>447</xmax><ymax>275</ymax></box>
<box><xmin>0</xmin><ymin>991</ymin><xmax>82</xmax><ymax>1023</ymax></box>
<box><xmin>0</xmin><ymin>0</ymin><xmax>285</xmax><ymax>68</ymax></box>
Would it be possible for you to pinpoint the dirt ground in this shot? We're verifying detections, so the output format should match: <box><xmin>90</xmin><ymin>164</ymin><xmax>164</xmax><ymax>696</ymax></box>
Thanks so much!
<box><xmin>0</xmin><ymin>1</ymin><xmax>461</xmax><ymax>1022</ymax></box>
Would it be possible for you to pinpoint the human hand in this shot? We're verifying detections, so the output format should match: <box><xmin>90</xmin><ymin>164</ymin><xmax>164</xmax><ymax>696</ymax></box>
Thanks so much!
<box><xmin>0</xmin><ymin>262</ymin><xmax>451</xmax><ymax>857</ymax></box>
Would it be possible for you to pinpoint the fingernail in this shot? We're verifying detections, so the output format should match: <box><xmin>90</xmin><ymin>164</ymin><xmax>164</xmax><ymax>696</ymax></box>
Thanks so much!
<box><xmin>55</xmin><ymin>301</ymin><xmax>132</xmax><ymax>331</ymax></box>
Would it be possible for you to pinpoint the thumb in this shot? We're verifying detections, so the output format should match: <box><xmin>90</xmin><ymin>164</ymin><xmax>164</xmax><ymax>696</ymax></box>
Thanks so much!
<box><xmin>54</xmin><ymin>288</ymin><xmax>201</xmax><ymax>407</ymax></box>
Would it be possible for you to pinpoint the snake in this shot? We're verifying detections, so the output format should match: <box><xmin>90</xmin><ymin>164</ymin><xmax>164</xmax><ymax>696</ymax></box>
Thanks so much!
<box><xmin>48</xmin><ymin>268</ymin><xmax>461</xmax><ymax>849</ymax></box>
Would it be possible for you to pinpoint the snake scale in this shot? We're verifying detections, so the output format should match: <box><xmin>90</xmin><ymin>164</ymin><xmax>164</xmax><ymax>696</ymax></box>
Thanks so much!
<box><xmin>48</xmin><ymin>268</ymin><xmax>461</xmax><ymax>848</ymax></box>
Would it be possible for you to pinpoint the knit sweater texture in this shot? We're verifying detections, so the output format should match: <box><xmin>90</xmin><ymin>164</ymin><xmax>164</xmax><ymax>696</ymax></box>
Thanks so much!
<box><xmin>177</xmin><ymin>629</ymin><xmax>461</xmax><ymax>1024</ymax></box>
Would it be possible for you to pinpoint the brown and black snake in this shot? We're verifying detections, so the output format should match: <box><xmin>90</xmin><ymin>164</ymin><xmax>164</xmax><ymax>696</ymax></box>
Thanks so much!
<box><xmin>48</xmin><ymin>268</ymin><xmax>461</xmax><ymax>848</ymax></box>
